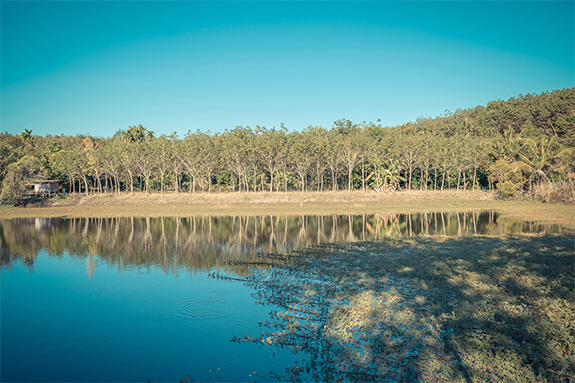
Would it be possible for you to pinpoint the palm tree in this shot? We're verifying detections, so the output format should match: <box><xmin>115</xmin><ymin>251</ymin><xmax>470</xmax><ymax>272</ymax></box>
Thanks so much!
<box><xmin>20</xmin><ymin>129</ymin><xmax>33</xmax><ymax>146</ymax></box>
<box><xmin>513</xmin><ymin>135</ymin><xmax>574</xmax><ymax>192</ymax></box>
<box><xmin>378</xmin><ymin>160</ymin><xmax>405</xmax><ymax>192</ymax></box>
<box><xmin>122</xmin><ymin>124</ymin><xmax>154</xmax><ymax>143</ymax></box>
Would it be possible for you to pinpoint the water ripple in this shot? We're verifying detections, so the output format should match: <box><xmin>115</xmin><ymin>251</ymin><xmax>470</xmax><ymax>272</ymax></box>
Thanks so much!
<box><xmin>176</xmin><ymin>299</ymin><xmax>235</xmax><ymax>319</ymax></box>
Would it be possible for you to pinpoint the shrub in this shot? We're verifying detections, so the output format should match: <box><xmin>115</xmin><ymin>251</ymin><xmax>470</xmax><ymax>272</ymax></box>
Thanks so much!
<box><xmin>0</xmin><ymin>155</ymin><xmax>44</xmax><ymax>205</ymax></box>
<box><xmin>488</xmin><ymin>159</ymin><xmax>526</xmax><ymax>199</ymax></box>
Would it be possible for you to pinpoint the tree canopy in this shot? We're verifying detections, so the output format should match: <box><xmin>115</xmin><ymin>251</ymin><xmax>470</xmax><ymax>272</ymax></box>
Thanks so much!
<box><xmin>1</xmin><ymin>87</ymin><xmax>574</xmax><ymax>203</ymax></box>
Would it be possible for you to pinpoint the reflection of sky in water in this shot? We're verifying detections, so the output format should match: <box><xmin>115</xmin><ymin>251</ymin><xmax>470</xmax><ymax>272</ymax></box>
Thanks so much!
<box><xmin>1</xmin><ymin>251</ymin><xmax>296</xmax><ymax>382</ymax></box>
<box><xmin>0</xmin><ymin>212</ymin><xmax>571</xmax><ymax>382</ymax></box>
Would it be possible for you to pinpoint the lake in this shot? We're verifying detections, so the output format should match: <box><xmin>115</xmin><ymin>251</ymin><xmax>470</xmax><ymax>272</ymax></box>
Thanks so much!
<box><xmin>1</xmin><ymin>212</ymin><xmax>571</xmax><ymax>382</ymax></box>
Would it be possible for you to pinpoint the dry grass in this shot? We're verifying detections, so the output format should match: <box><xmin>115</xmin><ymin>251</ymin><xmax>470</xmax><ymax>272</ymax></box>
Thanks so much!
<box><xmin>1</xmin><ymin>190</ymin><xmax>574</xmax><ymax>230</ymax></box>
<box><xmin>50</xmin><ymin>189</ymin><xmax>495</xmax><ymax>206</ymax></box>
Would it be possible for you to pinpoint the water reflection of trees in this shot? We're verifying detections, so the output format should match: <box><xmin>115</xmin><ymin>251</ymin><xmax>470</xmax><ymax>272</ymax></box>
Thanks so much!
<box><xmin>0</xmin><ymin>212</ymin><xmax>565</xmax><ymax>274</ymax></box>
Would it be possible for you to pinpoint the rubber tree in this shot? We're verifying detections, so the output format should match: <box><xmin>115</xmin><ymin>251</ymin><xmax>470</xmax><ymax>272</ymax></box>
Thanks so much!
<box><xmin>288</xmin><ymin>131</ymin><xmax>314</xmax><ymax>192</ymax></box>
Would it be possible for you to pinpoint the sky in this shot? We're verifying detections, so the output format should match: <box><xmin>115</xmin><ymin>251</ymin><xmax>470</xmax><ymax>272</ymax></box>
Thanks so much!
<box><xmin>1</xmin><ymin>1</ymin><xmax>574</xmax><ymax>138</ymax></box>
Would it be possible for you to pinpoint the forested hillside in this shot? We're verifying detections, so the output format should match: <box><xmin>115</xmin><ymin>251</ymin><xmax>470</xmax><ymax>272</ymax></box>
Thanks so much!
<box><xmin>1</xmin><ymin>87</ymin><xmax>574</xmax><ymax>204</ymax></box>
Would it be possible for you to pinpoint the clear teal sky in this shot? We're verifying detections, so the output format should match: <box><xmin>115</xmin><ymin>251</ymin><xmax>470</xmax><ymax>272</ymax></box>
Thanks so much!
<box><xmin>1</xmin><ymin>1</ymin><xmax>573</xmax><ymax>138</ymax></box>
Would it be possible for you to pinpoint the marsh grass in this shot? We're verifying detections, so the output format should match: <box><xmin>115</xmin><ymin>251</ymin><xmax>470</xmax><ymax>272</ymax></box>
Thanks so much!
<box><xmin>230</xmin><ymin>235</ymin><xmax>574</xmax><ymax>382</ymax></box>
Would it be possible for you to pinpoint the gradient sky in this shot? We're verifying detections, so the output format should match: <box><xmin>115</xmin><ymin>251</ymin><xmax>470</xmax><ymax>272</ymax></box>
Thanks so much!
<box><xmin>1</xmin><ymin>1</ymin><xmax>573</xmax><ymax>138</ymax></box>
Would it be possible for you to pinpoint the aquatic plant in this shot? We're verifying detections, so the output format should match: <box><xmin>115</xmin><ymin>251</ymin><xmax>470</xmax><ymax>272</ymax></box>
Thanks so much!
<box><xmin>229</xmin><ymin>235</ymin><xmax>574</xmax><ymax>382</ymax></box>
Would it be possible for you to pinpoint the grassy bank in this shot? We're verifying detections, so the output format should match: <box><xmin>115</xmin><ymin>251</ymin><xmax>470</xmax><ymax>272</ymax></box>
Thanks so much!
<box><xmin>1</xmin><ymin>190</ymin><xmax>574</xmax><ymax>229</ymax></box>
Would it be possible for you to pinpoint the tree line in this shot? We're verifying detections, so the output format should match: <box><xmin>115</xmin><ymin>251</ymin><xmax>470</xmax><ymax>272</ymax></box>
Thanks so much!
<box><xmin>1</xmin><ymin>87</ymin><xmax>573</xmax><ymax>203</ymax></box>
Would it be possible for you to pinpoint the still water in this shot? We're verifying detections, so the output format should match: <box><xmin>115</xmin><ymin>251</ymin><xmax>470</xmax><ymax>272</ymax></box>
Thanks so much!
<box><xmin>0</xmin><ymin>212</ymin><xmax>567</xmax><ymax>382</ymax></box>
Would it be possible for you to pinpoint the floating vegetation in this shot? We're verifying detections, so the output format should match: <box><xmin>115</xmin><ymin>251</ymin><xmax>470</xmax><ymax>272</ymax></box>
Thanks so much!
<box><xmin>226</xmin><ymin>235</ymin><xmax>575</xmax><ymax>382</ymax></box>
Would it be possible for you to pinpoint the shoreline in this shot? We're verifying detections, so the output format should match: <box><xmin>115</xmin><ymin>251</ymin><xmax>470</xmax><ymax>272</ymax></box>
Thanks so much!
<box><xmin>1</xmin><ymin>190</ymin><xmax>574</xmax><ymax>229</ymax></box>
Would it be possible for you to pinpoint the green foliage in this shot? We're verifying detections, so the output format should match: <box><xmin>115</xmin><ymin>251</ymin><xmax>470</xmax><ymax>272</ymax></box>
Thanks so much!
<box><xmin>20</xmin><ymin>128</ymin><xmax>33</xmax><ymax>146</ymax></box>
<box><xmin>116</xmin><ymin>124</ymin><xmax>154</xmax><ymax>143</ymax></box>
<box><xmin>0</xmin><ymin>133</ymin><xmax>24</xmax><ymax>184</ymax></box>
<box><xmin>0</xmin><ymin>155</ymin><xmax>44</xmax><ymax>204</ymax></box>
<box><xmin>1</xmin><ymin>87</ymin><xmax>573</xmax><ymax>198</ymax></box>
<box><xmin>488</xmin><ymin>159</ymin><xmax>526</xmax><ymax>199</ymax></box>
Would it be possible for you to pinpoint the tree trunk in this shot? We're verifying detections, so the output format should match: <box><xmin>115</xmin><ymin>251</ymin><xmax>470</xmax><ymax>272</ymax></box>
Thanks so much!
<box><xmin>95</xmin><ymin>174</ymin><xmax>102</xmax><ymax>194</ymax></box>
<box><xmin>83</xmin><ymin>175</ymin><xmax>89</xmax><ymax>196</ymax></box>
<box><xmin>348</xmin><ymin>168</ymin><xmax>353</xmax><ymax>192</ymax></box>
<box><xmin>331</xmin><ymin>169</ymin><xmax>336</xmax><ymax>191</ymax></box>
<box><xmin>261</xmin><ymin>173</ymin><xmax>265</xmax><ymax>192</ymax></box>
<box><xmin>473</xmin><ymin>166</ymin><xmax>477</xmax><ymax>190</ymax></box>
<box><xmin>276</xmin><ymin>172</ymin><xmax>281</xmax><ymax>192</ymax></box>
<box><xmin>420</xmin><ymin>170</ymin><xmax>425</xmax><ymax>191</ymax></box>
<box><xmin>127</xmin><ymin>170</ymin><xmax>134</xmax><ymax>194</ymax></box>
<box><xmin>362</xmin><ymin>163</ymin><xmax>365</xmax><ymax>192</ymax></box>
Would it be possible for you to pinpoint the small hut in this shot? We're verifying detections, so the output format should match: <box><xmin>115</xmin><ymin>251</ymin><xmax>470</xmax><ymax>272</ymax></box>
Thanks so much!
<box><xmin>25</xmin><ymin>180</ymin><xmax>60</xmax><ymax>196</ymax></box>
